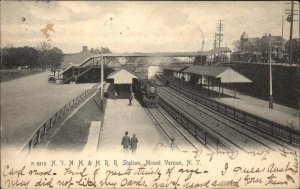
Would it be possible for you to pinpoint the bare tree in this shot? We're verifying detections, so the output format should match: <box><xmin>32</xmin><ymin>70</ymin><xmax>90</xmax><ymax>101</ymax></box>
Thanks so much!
<box><xmin>36</xmin><ymin>41</ymin><xmax>51</xmax><ymax>51</ymax></box>
<box><xmin>232</xmin><ymin>40</ymin><xmax>241</xmax><ymax>52</ymax></box>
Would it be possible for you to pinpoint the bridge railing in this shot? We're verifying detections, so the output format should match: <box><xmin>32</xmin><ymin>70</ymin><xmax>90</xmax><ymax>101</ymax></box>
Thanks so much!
<box><xmin>20</xmin><ymin>83</ymin><xmax>101</xmax><ymax>154</ymax></box>
<box><xmin>157</xmin><ymin>75</ymin><xmax>300</xmax><ymax>147</ymax></box>
<box><xmin>159</xmin><ymin>95</ymin><xmax>230</xmax><ymax>150</ymax></box>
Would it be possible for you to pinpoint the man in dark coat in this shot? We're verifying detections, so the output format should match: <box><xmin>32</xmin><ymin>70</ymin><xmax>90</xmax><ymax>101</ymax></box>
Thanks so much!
<box><xmin>130</xmin><ymin>134</ymin><xmax>138</xmax><ymax>154</ymax></box>
<box><xmin>121</xmin><ymin>131</ymin><xmax>130</xmax><ymax>151</ymax></box>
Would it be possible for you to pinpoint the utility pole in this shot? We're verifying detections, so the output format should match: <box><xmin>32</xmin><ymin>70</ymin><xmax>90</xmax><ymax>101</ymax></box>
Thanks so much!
<box><xmin>285</xmin><ymin>0</ymin><xmax>298</xmax><ymax>65</ymax></box>
<box><xmin>281</xmin><ymin>16</ymin><xmax>284</xmax><ymax>52</ymax></box>
<box><xmin>214</xmin><ymin>33</ymin><xmax>217</xmax><ymax>49</ymax></box>
<box><xmin>215</xmin><ymin>20</ymin><xmax>225</xmax><ymax>62</ymax></box>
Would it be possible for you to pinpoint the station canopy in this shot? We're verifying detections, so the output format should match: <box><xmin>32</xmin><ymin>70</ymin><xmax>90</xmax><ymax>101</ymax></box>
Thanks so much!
<box><xmin>107</xmin><ymin>68</ymin><xmax>138</xmax><ymax>84</ymax></box>
<box><xmin>162</xmin><ymin>66</ymin><xmax>189</xmax><ymax>72</ymax></box>
<box><xmin>183</xmin><ymin>65</ymin><xmax>251</xmax><ymax>83</ymax></box>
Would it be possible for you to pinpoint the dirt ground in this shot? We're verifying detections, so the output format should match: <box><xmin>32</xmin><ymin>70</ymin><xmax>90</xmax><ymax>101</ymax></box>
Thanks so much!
<box><xmin>1</xmin><ymin>71</ymin><xmax>96</xmax><ymax>147</ymax></box>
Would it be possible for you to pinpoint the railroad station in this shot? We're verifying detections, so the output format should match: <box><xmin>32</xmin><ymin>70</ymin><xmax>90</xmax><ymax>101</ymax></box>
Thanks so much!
<box><xmin>15</xmin><ymin>48</ymin><xmax>296</xmax><ymax>154</ymax></box>
<box><xmin>2</xmin><ymin>2</ymin><xmax>300</xmax><ymax>188</ymax></box>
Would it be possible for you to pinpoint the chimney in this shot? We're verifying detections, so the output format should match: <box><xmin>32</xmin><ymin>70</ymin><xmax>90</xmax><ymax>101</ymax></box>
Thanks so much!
<box><xmin>82</xmin><ymin>46</ymin><xmax>88</xmax><ymax>52</ymax></box>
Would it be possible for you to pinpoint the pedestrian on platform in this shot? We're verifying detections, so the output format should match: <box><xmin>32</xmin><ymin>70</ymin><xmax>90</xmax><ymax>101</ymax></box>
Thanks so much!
<box><xmin>129</xmin><ymin>93</ymin><xmax>133</xmax><ymax>106</ymax></box>
<box><xmin>130</xmin><ymin>134</ymin><xmax>138</xmax><ymax>154</ymax></box>
<box><xmin>121</xmin><ymin>131</ymin><xmax>131</xmax><ymax>151</ymax></box>
<box><xmin>165</xmin><ymin>80</ymin><xmax>169</xmax><ymax>87</ymax></box>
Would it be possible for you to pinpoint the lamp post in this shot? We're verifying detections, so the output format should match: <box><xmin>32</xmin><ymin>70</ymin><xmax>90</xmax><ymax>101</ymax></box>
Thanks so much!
<box><xmin>100</xmin><ymin>55</ymin><xmax>105</xmax><ymax>111</ymax></box>
<box><xmin>268</xmin><ymin>34</ymin><xmax>273</xmax><ymax>109</ymax></box>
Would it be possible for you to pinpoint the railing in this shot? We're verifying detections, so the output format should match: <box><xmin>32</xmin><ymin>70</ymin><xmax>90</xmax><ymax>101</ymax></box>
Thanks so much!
<box><xmin>158</xmin><ymin>75</ymin><xmax>300</xmax><ymax>147</ymax></box>
<box><xmin>20</xmin><ymin>83</ymin><xmax>101</xmax><ymax>153</ymax></box>
<box><xmin>159</xmin><ymin>95</ymin><xmax>230</xmax><ymax>151</ymax></box>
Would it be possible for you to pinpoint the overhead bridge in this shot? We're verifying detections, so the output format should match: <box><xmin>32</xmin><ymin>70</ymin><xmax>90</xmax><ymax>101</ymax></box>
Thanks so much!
<box><xmin>61</xmin><ymin>47</ymin><xmax>232</xmax><ymax>84</ymax></box>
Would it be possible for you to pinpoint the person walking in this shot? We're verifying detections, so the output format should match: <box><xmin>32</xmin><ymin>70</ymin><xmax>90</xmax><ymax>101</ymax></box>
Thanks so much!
<box><xmin>130</xmin><ymin>134</ymin><xmax>138</xmax><ymax>154</ymax></box>
<box><xmin>129</xmin><ymin>93</ymin><xmax>133</xmax><ymax>106</ymax></box>
<box><xmin>121</xmin><ymin>131</ymin><xmax>131</xmax><ymax>151</ymax></box>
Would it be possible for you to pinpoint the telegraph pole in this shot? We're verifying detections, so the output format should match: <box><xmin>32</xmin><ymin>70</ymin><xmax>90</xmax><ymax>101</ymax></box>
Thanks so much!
<box><xmin>214</xmin><ymin>33</ymin><xmax>217</xmax><ymax>49</ymax></box>
<box><xmin>215</xmin><ymin>20</ymin><xmax>225</xmax><ymax>62</ymax></box>
<box><xmin>285</xmin><ymin>0</ymin><xmax>298</xmax><ymax>65</ymax></box>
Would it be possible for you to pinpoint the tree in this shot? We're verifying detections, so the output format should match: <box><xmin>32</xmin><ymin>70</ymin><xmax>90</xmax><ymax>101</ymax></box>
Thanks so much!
<box><xmin>232</xmin><ymin>40</ymin><xmax>241</xmax><ymax>52</ymax></box>
<box><xmin>100</xmin><ymin>46</ymin><xmax>111</xmax><ymax>53</ymax></box>
<box><xmin>36</xmin><ymin>42</ymin><xmax>64</xmax><ymax>68</ymax></box>
<box><xmin>94</xmin><ymin>48</ymin><xmax>100</xmax><ymax>54</ymax></box>
<box><xmin>1</xmin><ymin>46</ymin><xmax>38</xmax><ymax>69</ymax></box>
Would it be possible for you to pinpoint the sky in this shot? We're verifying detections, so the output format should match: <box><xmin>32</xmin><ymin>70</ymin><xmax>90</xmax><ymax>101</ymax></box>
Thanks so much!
<box><xmin>1</xmin><ymin>1</ymin><xmax>299</xmax><ymax>54</ymax></box>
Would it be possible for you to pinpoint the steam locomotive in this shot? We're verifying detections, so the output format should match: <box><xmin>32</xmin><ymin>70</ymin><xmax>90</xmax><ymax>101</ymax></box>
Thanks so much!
<box><xmin>133</xmin><ymin>79</ymin><xmax>159</xmax><ymax>108</ymax></box>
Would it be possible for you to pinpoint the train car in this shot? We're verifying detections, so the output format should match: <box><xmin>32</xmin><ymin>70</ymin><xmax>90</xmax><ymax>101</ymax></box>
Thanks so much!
<box><xmin>134</xmin><ymin>79</ymin><xmax>159</xmax><ymax>108</ymax></box>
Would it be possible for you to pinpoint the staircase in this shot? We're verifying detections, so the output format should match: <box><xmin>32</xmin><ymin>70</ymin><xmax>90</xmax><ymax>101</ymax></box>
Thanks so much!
<box><xmin>63</xmin><ymin>66</ymin><xmax>99</xmax><ymax>84</ymax></box>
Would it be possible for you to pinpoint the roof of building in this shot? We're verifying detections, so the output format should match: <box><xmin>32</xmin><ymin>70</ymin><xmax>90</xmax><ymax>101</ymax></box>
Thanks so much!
<box><xmin>241</xmin><ymin>32</ymin><xmax>248</xmax><ymax>39</ymax></box>
<box><xmin>183</xmin><ymin>65</ymin><xmax>228</xmax><ymax>77</ymax></box>
<box><xmin>248</xmin><ymin>37</ymin><xmax>260</xmax><ymax>44</ymax></box>
<box><xmin>183</xmin><ymin>65</ymin><xmax>251</xmax><ymax>83</ymax></box>
<box><xmin>261</xmin><ymin>35</ymin><xmax>285</xmax><ymax>42</ymax></box>
<box><xmin>107</xmin><ymin>67</ymin><xmax>138</xmax><ymax>84</ymax></box>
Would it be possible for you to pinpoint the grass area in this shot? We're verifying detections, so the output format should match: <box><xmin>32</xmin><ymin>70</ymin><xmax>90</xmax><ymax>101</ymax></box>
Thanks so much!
<box><xmin>0</xmin><ymin>69</ymin><xmax>44</xmax><ymax>82</ymax></box>
<box><xmin>46</xmin><ymin>92</ymin><xmax>107</xmax><ymax>151</ymax></box>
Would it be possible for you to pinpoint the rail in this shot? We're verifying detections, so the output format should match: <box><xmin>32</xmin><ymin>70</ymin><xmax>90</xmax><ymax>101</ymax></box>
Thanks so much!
<box><xmin>157</xmin><ymin>75</ymin><xmax>300</xmax><ymax>147</ymax></box>
<box><xmin>20</xmin><ymin>83</ymin><xmax>101</xmax><ymax>153</ymax></box>
<box><xmin>158</xmin><ymin>95</ymin><xmax>230</xmax><ymax>150</ymax></box>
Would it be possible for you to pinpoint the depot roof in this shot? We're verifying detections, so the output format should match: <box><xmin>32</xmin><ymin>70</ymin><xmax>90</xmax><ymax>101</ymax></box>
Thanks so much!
<box><xmin>107</xmin><ymin>68</ymin><xmax>138</xmax><ymax>84</ymax></box>
<box><xmin>183</xmin><ymin>65</ymin><xmax>252</xmax><ymax>83</ymax></box>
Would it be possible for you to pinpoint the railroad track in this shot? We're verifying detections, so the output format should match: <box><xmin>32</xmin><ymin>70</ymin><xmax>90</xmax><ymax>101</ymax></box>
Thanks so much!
<box><xmin>157</xmin><ymin>75</ymin><xmax>300</xmax><ymax>147</ymax></box>
<box><xmin>161</xmin><ymin>85</ymin><xmax>295</xmax><ymax>150</ymax></box>
<box><xmin>147</xmin><ymin>107</ymin><xmax>202</xmax><ymax>152</ymax></box>
<box><xmin>155</xmin><ymin>79</ymin><xmax>295</xmax><ymax>152</ymax></box>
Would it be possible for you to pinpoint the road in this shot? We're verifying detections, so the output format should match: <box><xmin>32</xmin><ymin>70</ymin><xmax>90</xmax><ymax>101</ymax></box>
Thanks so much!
<box><xmin>1</xmin><ymin>71</ymin><xmax>96</xmax><ymax>148</ymax></box>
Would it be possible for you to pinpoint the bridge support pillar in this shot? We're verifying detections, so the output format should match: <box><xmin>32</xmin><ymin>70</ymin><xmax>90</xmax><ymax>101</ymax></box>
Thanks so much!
<box><xmin>218</xmin><ymin>85</ymin><xmax>220</xmax><ymax>99</ymax></box>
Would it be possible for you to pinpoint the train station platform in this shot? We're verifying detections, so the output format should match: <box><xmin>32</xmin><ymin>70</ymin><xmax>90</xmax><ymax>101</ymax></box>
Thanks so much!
<box><xmin>160</xmin><ymin>74</ymin><xmax>299</xmax><ymax>130</ymax></box>
<box><xmin>97</xmin><ymin>98</ymin><xmax>171</xmax><ymax>154</ymax></box>
<box><xmin>208</xmin><ymin>86</ymin><xmax>300</xmax><ymax>129</ymax></box>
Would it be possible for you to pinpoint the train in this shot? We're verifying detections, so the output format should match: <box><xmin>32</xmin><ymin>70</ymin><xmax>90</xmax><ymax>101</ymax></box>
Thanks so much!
<box><xmin>133</xmin><ymin>79</ymin><xmax>159</xmax><ymax>108</ymax></box>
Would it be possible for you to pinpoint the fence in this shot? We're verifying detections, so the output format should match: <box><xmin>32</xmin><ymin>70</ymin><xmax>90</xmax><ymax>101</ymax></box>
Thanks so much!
<box><xmin>0</xmin><ymin>68</ymin><xmax>45</xmax><ymax>72</ymax></box>
<box><xmin>158</xmin><ymin>75</ymin><xmax>300</xmax><ymax>147</ymax></box>
<box><xmin>20</xmin><ymin>83</ymin><xmax>100</xmax><ymax>153</ymax></box>
<box><xmin>159</xmin><ymin>95</ymin><xmax>230</xmax><ymax>150</ymax></box>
